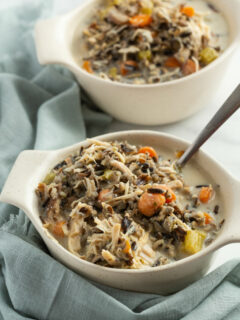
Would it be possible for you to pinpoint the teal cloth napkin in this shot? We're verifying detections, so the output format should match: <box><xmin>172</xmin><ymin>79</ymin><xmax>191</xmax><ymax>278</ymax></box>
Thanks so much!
<box><xmin>1</xmin><ymin>1</ymin><xmax>240</xmax><ymax>319</ymax></box>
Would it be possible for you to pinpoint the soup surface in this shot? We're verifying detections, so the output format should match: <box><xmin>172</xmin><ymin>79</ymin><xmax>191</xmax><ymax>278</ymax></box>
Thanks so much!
<box><xmin>72</xmin><ymin>0</ymin><xmax>229</xmax><ymax>84</ymax></box>
<box><xmin>36</xmin><ymin>140</ymin><xmax>224</xmax><ymax>269</ymax></box>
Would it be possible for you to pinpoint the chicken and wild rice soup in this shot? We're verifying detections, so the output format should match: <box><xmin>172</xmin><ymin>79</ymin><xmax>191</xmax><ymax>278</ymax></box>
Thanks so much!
<box><xmin>36</xmin><ymin>140</ymin><xmax>224</xmax><ymax>269</ymax></box>
<box><xmin>73</xmin><ymin>0</ymin><xmax>229</xmax><ymax>84</ymax></box>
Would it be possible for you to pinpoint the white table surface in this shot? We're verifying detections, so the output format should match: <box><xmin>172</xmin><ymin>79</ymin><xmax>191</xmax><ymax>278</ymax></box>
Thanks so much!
<box><xmin>4</xmin><ymin>0</ymin><xmax>240</xmax><ymax>272</ymax></box>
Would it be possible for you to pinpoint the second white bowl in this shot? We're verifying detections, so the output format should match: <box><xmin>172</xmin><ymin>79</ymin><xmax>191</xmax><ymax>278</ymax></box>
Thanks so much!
<box><xmin>34</xmin><ymin>0</ymin><xmax>240</xmax><ymax>125</ymax></box>
<box><xmin>1</xmin><ymin>130</ymin><xmax>240</xmax><ymax>294</ymax></box>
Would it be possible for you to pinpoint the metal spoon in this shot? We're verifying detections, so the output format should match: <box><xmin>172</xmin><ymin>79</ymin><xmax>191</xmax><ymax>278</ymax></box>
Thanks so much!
<box><xmin>177</xmin><ymin>84</ymin><xmax>240</xmax><ymax>167</ymax></box>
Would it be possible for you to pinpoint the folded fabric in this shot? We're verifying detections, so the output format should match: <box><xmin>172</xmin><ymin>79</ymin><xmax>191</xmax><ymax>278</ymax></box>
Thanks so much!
<box><xmin>0</xmin><ymin>1</ymin><xmax>240</xmax><ymax>319</ymax></box>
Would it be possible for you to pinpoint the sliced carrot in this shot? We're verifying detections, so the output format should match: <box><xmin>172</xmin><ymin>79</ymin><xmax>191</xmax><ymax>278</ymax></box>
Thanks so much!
<box><xmin>139</xmin><ymin>157</ymin><xmax>146</xmax><ymax>164</ymax></box>
<box><xmin>182</xmin><ymin>59</ymin><xmax>196</xmax><ymax>76</ymax></box>
<box><xmin>180</xmin><ymin>6</ymin><xmax>195</xmax><ymax>17</ymax></box>
<box><xmin>199</xmin><ymin>186</ymin><xmax>213</xmax><ymax>203</ymax></box>
<box><xmin>37</xmin><ymin>182</ymin><xmax>45</xmax><ymax>193</ymax></box>
<box><xmin>164</xmin><ymin>57</ymin><xmax>181</xmax><ymax>68</ymax></box>
<box><xmin>175</xmin><ymin>150</ymin><xmax>184</xmax><ymax>159</ymax></box>
<box><xmin>123</xmin><ymin>239</ymin><xmax>131</xmax><ymax>254</ymax></box>
<box><xmin>98</xmin><ymin>189</ymin><xmax>112</xmax><ymax>202</ymax></box>
<box><xmin>120</xmin><ymin>60</ymin><xmax>138</xmax><ymax>76</ymax></box>
<box><xmin>138</xmin><ymin>192</ymin><xmax>165</xmax><ymax>217</ymax></box>
<box><xmin>82</xmin><ymin>60</ymin><xmax>93</xmax><ymax>73</ymax></box>
<box><xmin>138</xmin><ymin>146</ymin><xmax>158</xmax><ymax>160</ymax></box>
<box><xmin>204</xmin><ymin>212</ymin><xmax>213</xmax><ymax>225</ymax></box>
<box><xmin>154</xmin><ymin>184</ymin><xmax>176</xmax><ymax>203</ymax></box>
<box><xmin>52</xmin><ymin>221</ymin><xmax>65</xmax><ymax>238</ymax></box>
<box><xmin>129</xmin><ymin>14</ymin><xmax>153</xmax><ymax>27</ymax></box>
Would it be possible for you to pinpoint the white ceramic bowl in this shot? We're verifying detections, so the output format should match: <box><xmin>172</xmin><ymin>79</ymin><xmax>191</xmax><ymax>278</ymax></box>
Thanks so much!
<box><xmin>1</xmin><ymin>130</ymin><xmax>240</xmax><ymax>294</ymax></box>
<box><xmin>34</xmin><ymin>0</ymin><xmax>240</xmax><ymax>125</ymax></box>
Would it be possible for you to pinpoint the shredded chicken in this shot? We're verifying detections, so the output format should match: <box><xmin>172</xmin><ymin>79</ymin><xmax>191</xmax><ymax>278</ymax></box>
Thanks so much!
<box><xmin>36</xmin><ymin>140</ymin><xmax>223</xmax><ymax>269</ymax></box>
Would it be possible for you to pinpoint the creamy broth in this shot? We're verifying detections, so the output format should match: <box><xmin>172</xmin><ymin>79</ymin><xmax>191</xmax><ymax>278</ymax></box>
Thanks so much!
<box><xmin>72</xmin><ymin>0</ymin><xmax>229</xmax><ymax>84</ymax></box>
<box><xmin>36</xmin><ymin>140</ymin><xmax>224</xmax><ymax>269</ymax></box>
<box><xmin>154</xmin><ymin>145</ymin><xmax>223</xmax><ymax>258</ymax></box>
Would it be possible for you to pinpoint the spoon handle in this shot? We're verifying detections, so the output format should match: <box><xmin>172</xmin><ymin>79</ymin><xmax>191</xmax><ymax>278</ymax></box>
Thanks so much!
<box><xmin>177</xmin><ymin>84</ymin><xmax>240</xmax><ymax>167</ymax></box>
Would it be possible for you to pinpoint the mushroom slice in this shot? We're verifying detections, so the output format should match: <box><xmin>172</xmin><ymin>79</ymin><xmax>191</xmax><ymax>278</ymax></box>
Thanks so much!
<box><xmin>108</xmin><ymin>7</ymin><xmax>129</xmax><ymax>25</ymax></box>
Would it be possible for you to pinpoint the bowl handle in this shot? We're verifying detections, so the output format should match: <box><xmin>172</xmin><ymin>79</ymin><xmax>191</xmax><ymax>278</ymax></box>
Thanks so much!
<box><xmin>34</xmin><ymin>16</ymin><xmax>71</xmax><ymax>65</ymax></box>
<box><xmin>0</xmin><ymin>150</ymin><xmax>49</xmax><ymax>212</ymax></box>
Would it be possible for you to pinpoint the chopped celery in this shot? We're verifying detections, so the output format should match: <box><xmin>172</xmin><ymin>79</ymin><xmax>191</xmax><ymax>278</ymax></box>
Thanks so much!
<box><xmin>109</xmin><ymin>67</ymin><xmax>117</xmax><ymax>78</ymax></box>
<box><xmin>140</xmin><ymin>7</ymin><xmax>153</xmax><ymax>14</ymax></box>
<box><xmin>138</xmin><ymin>50</ymin><xmax>152</xmax><ymax>60</ymax></box>
<box><xmin>183</xmin><ymin>229</ymin><xmax>206</xmax><ymax>254</ymax></box>
<box><xmin>99</xmin><ymin>8</ymin><xmax>109</xmax><ymax>20</ymax></box>
<box><xmin>200</xmin><ymin>47</ymin><xmax>219</xmax><ymax>65</ymax></box>
<box><xmin>108</xmin><ymin>0</ymin><xmax>122</xmax><ymax>6</ymax></box>
<box><xmin>43</xmin><ymin>172</ymin><xmax>56</xmax><ymax>185</ymax></box>
<box><xmin>103</xmin><ymin>169</ymin><xmax>113</xmax><ymax>180</ymax></box>
<box><xmin>140</xmin><ymin>0</ymin><xmax>153</xmax><ymax>14</ymax></box>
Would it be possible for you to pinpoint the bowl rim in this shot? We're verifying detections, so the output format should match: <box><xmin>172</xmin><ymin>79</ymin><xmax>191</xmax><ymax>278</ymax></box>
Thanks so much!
<box><xmin>65</xmin><ymin>0</ymin><xmax>240</xmax><ymax>89</ymax></box>
<box><xmin>36</xmin><ymin>129</ymin><xmax>238</xmax><ymax>274</ymax></box>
